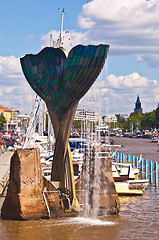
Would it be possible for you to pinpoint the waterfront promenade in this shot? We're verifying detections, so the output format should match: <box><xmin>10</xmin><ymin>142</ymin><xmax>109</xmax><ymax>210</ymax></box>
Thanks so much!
<box><xmin>0</xmin><ymin>150</ymin><xmax>13</xmax><ymax>194</ymax></box>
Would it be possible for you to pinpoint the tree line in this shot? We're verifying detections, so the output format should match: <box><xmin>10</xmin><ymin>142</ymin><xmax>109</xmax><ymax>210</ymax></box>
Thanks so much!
<box><xmin>116</xmin><ymin>105</ymin><xmax>159</xmax><ymax>131</ymax></box>
<box><xmin>72</xmin><ymin>105</ymin><xmax>159</xmax><ymax>133</ymax></box>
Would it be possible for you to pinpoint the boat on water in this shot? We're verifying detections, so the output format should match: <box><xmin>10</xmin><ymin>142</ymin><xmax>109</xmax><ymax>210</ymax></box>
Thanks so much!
<box><xmin>96</xmin><ymin>124</ymin><xmax>109</xmax><ymax>137</ymax></box>
<box><xmin>42</xmin><ymin>148</ymin><xmax>83</xmax><ymax>180</ymax></box>
<box><xmin>114</xmin><ymin>179</ymin><xmax>149</xmax><ymax>195</ymax></box>
<box><xmin>71</xmin><ymin>149</ymin><xmax>84</xmax><ymax>180</ymax></box>
<box><xmin>112</xmin><ymin>162</ymin><xmax>140</xmax><ymax>181</ymax></box>
<box><xmin>69</xmin><ymin>136</ymin><xmax>87</xmax><ymax>152</ymax></box>
<box><xmin>151</xmin><ymin>136</ymin><xmax>159</xmax><ymax>143</ymax></box>
<box><xmin>24</xmin><ymin>132</ymin><xmax>55</xmax><ymax>159</ymax></box>
<box><xmin>112</xmin><ymin>162</ymin><xmax>149</xmax><ymax>195</ymax></box>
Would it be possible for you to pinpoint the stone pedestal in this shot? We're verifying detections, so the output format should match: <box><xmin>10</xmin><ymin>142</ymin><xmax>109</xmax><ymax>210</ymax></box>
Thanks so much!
<box><xmin>1</xmin><ymin>148</ymin><xmax>48</xmax><ymax>220</ymax></box>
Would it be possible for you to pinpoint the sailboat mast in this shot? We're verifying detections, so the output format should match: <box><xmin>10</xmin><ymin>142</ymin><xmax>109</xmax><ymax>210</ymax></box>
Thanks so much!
<box><xmin>59</xmin><ymin>8</ymin><xmax>64</xmax><ymax>47</ymax></box>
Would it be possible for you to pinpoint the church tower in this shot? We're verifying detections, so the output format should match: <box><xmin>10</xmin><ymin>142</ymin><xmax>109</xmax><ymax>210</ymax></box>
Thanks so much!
<box><xmin>134</xmin><ymin>95</ymin><xmax>143</xmax><ymax>113</ymax></box>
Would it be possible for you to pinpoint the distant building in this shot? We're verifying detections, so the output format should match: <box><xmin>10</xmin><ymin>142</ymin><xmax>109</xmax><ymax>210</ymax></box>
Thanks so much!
<box><xmin>3</xmin><ymin>122</ymin><xmax>18</xmax><ymax>133</ymax></box>
<box><xmin>10</xmin><ymin>109</ymin><xmax>19</xmax><ymax>123</ymax></box>
<box><xmin>0</xmin><ymin>106</ymin><xmax>19</xmax><ymax>123</ymax></box>
<box><xmin>74</xmin><ymin>109</ymin><xmax>102</xmax><ymax>122</ymax></box>
<box><xmin>104</xmin><ymin>114</ymin><xmax>117</xmax><ymax>123</ymax></box>
<box><xmin>134</xmin><ymin>95</ymin><xmax>143</xmax><ymax>114</ymax></box>
<box><xmin>17</xmin><ymin>113</ymin><xmax>30</xmax><ymax>123</ymax></box>
<box><xmin>0</xmin><ymin>105</ymin><xmax>12</xmax><ymax>122</ymax></box>
<box><xmin>0</xmin><ymin>105</ymin><xmax>21</xmax><ymax>133</ymax></box>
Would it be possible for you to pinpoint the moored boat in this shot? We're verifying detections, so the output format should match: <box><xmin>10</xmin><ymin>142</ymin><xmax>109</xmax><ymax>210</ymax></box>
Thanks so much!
<box><xmin>114</xmin><ymin>179</ymin><xmax>149</xmax><ymax>195</ymax></box>
<box><xmin>151</xmin><ymin>136</ymin><xmax>159</xmax><ymax>143</ymax></box>
<box><xmin>112</xmin><ymin>162</ymin><xmax>149</xmax><ymax>195</ymax></box>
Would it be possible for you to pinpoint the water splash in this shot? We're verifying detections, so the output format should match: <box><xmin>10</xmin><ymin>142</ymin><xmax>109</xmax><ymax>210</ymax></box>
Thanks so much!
<box><xmin>81</xmin><ymin>146</ymin><xmax>108</xmax><ymax>218</ymax></box>
<box><xmin>64</xmin><ymin>217</ymin><xmax>115</xmax><ymax>226</ymax></box>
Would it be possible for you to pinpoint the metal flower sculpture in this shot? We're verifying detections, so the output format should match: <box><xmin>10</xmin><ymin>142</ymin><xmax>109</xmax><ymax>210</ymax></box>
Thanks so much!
<box><xmin>20</xmin><ymin>45</ymin><xmax>109</xmax><ymax>186</ymax></box>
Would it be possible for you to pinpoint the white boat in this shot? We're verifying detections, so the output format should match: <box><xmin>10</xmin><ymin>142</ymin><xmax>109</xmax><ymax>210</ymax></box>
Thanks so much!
<box><xmin>42</xmin><ymin>158</ymin><xmax>149</xmax><ymax>195</ymax></box>
<box><xmin>27</xmin><ymin>133</ymin><xmax>54</xmax><ymax>158</ymax></box>
<box><xmin>112</xmin><ymin>162</ymin><xmax>140</xmax><ymax>181</ymax></box>
<box><xmin>41</xmin><ymin>155</ymin><xmax>53</xmax><ymax>165</ymax></box>
<box><xmin>71</xmin><ymin>149</ymin><xmax>84</xmax><ymax>180</ymax></box>
<box><xmin>96</xmin><ymin>124</ymin><xmax>109</xmax><ymax>137</ymax></box>
<box><xmin>69</xmin><ymin>136</ymin><xmax>87</xmax><ymax>152</ymax></box>
<box><xmin>40</xmin><ymin>132</ymin><xmax>148</xmax><ymax>195</ymax></box>
<box><xmin>151</xmin><ymin>136</ymin><xmax>159</xmax><ymax>143</ymax></box>
<box><xmin>112</xmin><ymin>162</ymin><xmax>149</xmax><ymax>195</ymax></box>
<box><xmin>42</xmin><ymin>149</ymin><xmax>84</xmax><ymax>180</ymax></box>
<box><xmin>42</xmin><ymin>167</ymin><xmax>52</xmax><ymax>180</ymax></box>
<box><xmin>114</xmin><ymin>179</ymin><xmax>149</xmax><ymax>195</ymax></box>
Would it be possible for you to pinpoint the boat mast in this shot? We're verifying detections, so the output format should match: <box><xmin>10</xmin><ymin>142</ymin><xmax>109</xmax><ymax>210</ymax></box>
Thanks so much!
<box><xmin>59</xmin><ymin>8</ymin><xmax>64</xmax><ymax>47</ymax></box>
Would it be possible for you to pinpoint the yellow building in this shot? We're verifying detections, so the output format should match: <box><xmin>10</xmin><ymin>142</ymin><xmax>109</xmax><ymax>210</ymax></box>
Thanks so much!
<box><xmin>0</xmin><ymin>105</ymin><xmax>12</xmax><ymax>122</ymax></box>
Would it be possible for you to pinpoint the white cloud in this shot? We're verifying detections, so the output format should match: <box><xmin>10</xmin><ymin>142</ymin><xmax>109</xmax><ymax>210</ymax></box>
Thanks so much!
<box><xmin>0</xmin><ymin>56</ymin><xmax>21</xmax><ymax>75</ymax></box>
<box><xmin>0</xmin><ymin>55</ymin><xmax>34</xmax><ymax>113</ymax></box>
<box><xmin>76</xmin><ymin>0</ymin><xmax>159</xmax><ymax>67</ymax></box>
<box><xmin>152</xmin><ymin>86</ymin><xmax>159</xmax><ymax>102</ymax></box>
<box><xmin>79</xmin><ymin>70</ymin><xmax>159</xmax><ymax>115</ymax></box>
<box><xmin>107</xmin><ymin>73</ymin><xmax>157</xmax><ymax>89</ymax></box>
<box><xmin>78</xmin><ymin>0</ymin><xmax>159</xmax><ymax>29</ymax></box>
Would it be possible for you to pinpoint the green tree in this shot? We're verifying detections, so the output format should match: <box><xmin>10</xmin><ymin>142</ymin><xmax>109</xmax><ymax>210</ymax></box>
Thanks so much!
<box><xmin>0</xmin><ymin>115</ymin><xmax>6</xmax><ymax>130</ymax></box>
<box><xmin>18</xmin><ymin>118</ymin><xmax>29</xmax><ymax>131</ymax></box>
<box><xmin>116</xmin><ymin>115</ymin><xmax>129</xmax><ymax>131</ymax></box>
<box><xmin>72</xmin><ymin>120</ymin><xmax>82</xmax><ymax>129</ymax></box>
<box><xmin>155</xmin><ymin>105</ymin><xmax>159</xmax><ymax>128</ymax></box>
<box><xmin>128</xmin><ymin>112</ymin><xmax>142</xmax><ymax>130</ymax></box>
<box><xmin>141</xmin><ymin>111</ymin><xmax>156</xmax><ymax>130</ymax></box>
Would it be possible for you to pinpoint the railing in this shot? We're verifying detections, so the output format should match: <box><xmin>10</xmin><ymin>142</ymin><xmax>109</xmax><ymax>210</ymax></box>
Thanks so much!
<box><xmin>113</xmin><ymin>151</ymin><xmax>159</xmax><ymax>187</ymax></box>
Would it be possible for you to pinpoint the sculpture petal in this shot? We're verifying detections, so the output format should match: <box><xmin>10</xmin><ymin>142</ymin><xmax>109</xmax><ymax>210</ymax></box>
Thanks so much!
<box><xmin>20</xmin><ymin>44</ymin><xmax>109</xmax><ymax>121</ymax></box>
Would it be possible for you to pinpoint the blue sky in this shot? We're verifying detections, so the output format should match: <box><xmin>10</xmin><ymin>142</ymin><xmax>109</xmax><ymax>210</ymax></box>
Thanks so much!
<box><xmin>0</xmin><ymin>0</ymin><xmax>159</xmax><ymax>116</ymax></box>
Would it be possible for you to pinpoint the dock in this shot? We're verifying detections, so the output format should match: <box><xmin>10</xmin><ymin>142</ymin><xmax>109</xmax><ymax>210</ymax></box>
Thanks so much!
<box><xmin>0</xmin><ymin>151</ymin><xmax>13</xmax><ymax>195</ymax></box>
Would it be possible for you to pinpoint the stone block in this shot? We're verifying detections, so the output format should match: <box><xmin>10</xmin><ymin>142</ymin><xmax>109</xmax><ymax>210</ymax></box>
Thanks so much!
<box><xmin>1</xmin><ymin>148</ymin><xmax>48</xmax><ymax>220</ymax></box>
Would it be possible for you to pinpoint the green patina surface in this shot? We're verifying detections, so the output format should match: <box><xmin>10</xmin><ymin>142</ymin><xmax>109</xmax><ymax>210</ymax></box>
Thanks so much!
<box><xmin>20</xmin><ymin>44</ymin><xmax>109</xmax><ymax>120</ymax></box>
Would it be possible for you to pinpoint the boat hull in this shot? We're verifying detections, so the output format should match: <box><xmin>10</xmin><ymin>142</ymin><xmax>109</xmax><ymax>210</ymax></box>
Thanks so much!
<box><xmin>114</xmin><ymin>179</ymin><xmax>149</xmax><ymax>195</ymax></box>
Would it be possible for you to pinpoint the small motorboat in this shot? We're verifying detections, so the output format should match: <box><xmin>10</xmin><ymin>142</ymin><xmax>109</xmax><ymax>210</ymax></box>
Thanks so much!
<box><xmin>112</xmin><ymin>162</ymin><xmax>149</xmax><ymax>195</ymax></box>
<box><xmin>151</xmin><ymin>136</ymin><xmax>159</xmax><ymax>143</ymax></box>
<box><xmin>114</xmin><ymin>179</ymin><xmax>149</xmax><ymax>195</ymax></box>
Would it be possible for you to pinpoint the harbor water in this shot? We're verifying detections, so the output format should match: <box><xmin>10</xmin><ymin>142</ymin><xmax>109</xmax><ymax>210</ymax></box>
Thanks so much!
<box><xmin>0</xmin><ymin>137</ymin><xmax>159</xmax><ymax>240</ymax></box>
<box><xmin>113</xmin><ymin>137</ymin><xmax>159</xmax><ymax>163</ymax></box>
